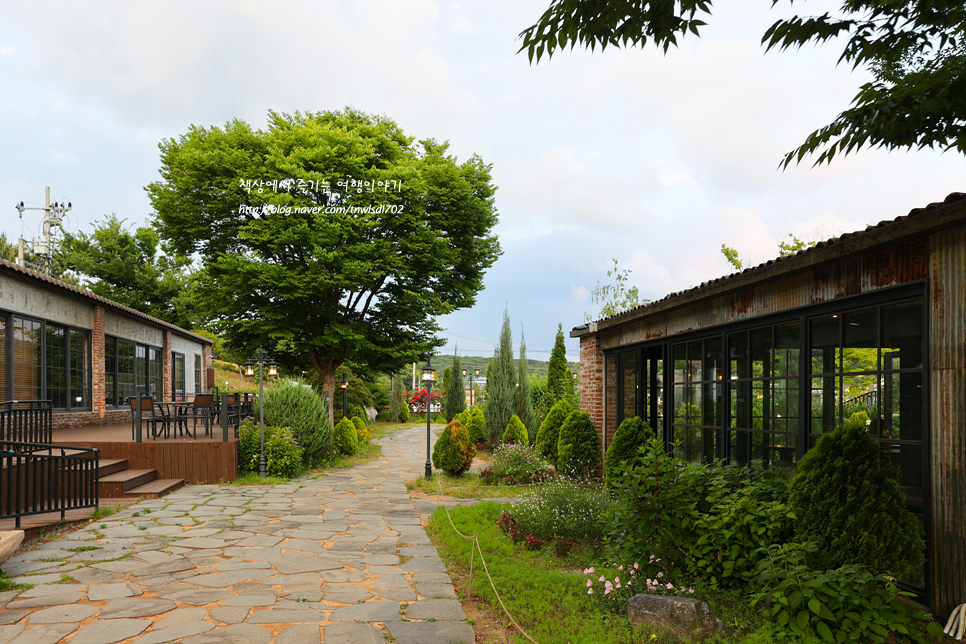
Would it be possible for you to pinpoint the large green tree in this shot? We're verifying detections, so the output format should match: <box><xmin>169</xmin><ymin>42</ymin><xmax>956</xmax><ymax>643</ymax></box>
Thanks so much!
<box><xmin>445</xmin><ymin>350</ymin><xmax>467</xmax><ymax>421</ymax></box>
<box><xmin>59</xmin><ymin>215</ymin><xmax>199</xmax><ymax>327</ymax></box>
<box><xmin>517</xmin><ymin>331</ymin><xmax>539</xmax><ymax>440</ymax></box>
<box><xmin>519</xmin><ymin>0</ymin><xmax>966</xmax><ymax>166</ymax></box>
<box><xmin>147</xmin><ymin>108</ymin><xmax>501</xmax><ymax>423</ymax></box>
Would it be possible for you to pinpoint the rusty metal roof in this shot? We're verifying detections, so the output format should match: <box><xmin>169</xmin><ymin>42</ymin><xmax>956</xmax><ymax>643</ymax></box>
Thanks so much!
<box><xmin>573</xmin><ymin>192</ymin><xmax>966</xmax><ymax>336</ymax></box>
<box><xmin>0</xmin><ymin>257</ymin><xmax>213</xmax><ymax>345</ymax></box>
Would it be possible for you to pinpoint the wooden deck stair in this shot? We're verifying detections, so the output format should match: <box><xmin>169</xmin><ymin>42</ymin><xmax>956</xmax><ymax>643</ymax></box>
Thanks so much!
<box><xmin>97</xmin><ymin>459</ymin><xmax>184</xmax><ymax>499</ymax></box>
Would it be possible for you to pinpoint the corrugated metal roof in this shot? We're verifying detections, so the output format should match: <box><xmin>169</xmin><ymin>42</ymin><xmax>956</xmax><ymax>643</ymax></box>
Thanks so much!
<box><xmin>574</xmin><ymin>192</ymin><xmax>966</xmax><ymax>336</ymax></box>
<box><xmin>0</xmin><ymin>258</ymin><xmax>212</xmax><ymax>345</ymax></box>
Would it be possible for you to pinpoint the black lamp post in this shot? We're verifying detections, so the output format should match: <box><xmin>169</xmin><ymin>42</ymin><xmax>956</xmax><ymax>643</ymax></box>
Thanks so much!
<box><xmin>341</xmin><ymin>372</ymin><xmax>348</xmax><ymax>419</ymax></box>
<box><xmin>243</xmin><ymin>349</ymin><xmax>278</xmax><ymax>478</ymax></box>
<box><xmin>422</xmin><ymin>356</ymin><xmax>436</xmax><ymax>480</ymax></box>
<box><xmin>474</xmin><ymin>368</ymin><xmax>480</xmax><ymax>404</ymax></box>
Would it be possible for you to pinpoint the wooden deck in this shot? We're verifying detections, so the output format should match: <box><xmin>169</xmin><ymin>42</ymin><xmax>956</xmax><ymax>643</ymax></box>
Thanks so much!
<box><xmin>51</xmin><ymin>423</ymin><xmax>239</xmax><ymax>485</ymax></box>
<box><xmin>0</xmin><ymin>498</ymin><xmax>134</xmax><ymax>545</ymax></box>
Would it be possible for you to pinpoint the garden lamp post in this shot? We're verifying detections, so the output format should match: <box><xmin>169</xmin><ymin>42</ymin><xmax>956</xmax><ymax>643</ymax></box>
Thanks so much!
<box><xmin>243</xmin><ymin>349</ymin><xmax>278</xmax><ymax>478</ymax></box>
<box><xmin>341</xmin><ymin>372</ymin><xmax>348</xmax><ymax>419</ymax></box>
<box><xmin>422</xmin><ymin>357</ymin><xmax>436</xmax><ymax>481</ymax></box>
<box><xmin>463</xmin><ymin>368</ymin><xmax>470</xmax><ymax>406</ymax></box>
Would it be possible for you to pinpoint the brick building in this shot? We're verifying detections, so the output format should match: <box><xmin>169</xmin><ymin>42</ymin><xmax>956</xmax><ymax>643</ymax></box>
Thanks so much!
<box><xmin>0</xmin><ymin>258</ymin><xmax>213</xmax><ymax>431</ymax></box>
<box><xmin>572</xmin><ymin>193</ymin><xmax>965</xmax><ymax>615</ymax></box>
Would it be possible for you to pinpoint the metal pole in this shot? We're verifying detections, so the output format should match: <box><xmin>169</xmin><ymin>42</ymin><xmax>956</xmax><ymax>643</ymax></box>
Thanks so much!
<box><xmin>258</xmin><ymin>354</ymin><xmax>266</xmax><ymax>478</ymax></box>
<box><xmin>342</xmin><ymin>375</ymin><xmax>348</xmax><ymax>419</ymax></box>
<box><xmin>425</xmin><ymin>364</ymin><xmax>433</xmax><ymax>481</ymax></box>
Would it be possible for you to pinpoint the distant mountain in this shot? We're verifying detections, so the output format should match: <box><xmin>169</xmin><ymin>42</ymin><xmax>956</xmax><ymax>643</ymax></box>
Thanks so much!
<box><xmin>424</xmin><ymin>354</ymin><xmax>578</xmax><ymax>379</ymax></box>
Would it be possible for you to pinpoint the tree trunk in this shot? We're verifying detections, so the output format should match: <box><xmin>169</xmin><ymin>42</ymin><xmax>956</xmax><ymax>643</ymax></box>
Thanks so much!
<box><xmin>310</xmin><ymin>349</ymin><xmax>341</xmax><ymax>426</ymax></box>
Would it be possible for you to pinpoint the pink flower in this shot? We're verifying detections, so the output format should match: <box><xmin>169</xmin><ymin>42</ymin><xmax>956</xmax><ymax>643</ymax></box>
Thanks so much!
<box><xmin>604</xmin><ymin>581</ymin><xmax>613</xmax><ymax>595</ymax></box>
<box><xmin>599</xmin><ymin>575</ymin><xmax>605</xmax><ymax>582</ymax></box>
<box><xmin>618</xmin><ymin>565</ymin><xmax>624</xmax><ymax>571</ymax></box>
<box><xmin>634</xmin><ymin>563</ymin><xmax>639</xmax><ymax>569</ymax></box>
<box><xmin>689</xmin><ymin>589</ymin><xmax>695</xmax><ymax>594</ymax></box>
<box><xmin>666</xmin><ymin>583</ymin><xmax>673</xmax><ymax>590</ymax></box>
<box><xmin>586</xmin><ymin>580</ymin><xmax>593</xmax><ymax>588</ymax></box>
<box><xmin>586</xmin><ymin>567</ymin><xmax>594</xmax><ymax>574</ymax></box>
<box><xmin>656</xmin><ymin>572</ymin><xmax>663</xmax><ymax>578</ymax></box>
<box><xmin>616</xmin><ymin>582</ymin><xmax>622</xmax><ymax>589</ymax></box>
<box><xmin>588</xmin><ymin>588</ymin><xmax>593</xmax><ymax>594</ymax></box>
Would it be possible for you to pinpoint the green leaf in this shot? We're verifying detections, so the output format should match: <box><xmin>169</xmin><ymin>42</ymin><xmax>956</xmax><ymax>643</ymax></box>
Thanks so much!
<box><xmin>816</xmin><ymin>621</ymin><xmax>834</xmax><ymax>642</ymax></box>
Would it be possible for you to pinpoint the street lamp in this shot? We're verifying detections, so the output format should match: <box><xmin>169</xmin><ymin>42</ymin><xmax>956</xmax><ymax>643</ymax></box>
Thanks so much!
<box><xmin>422</xmin><ymin>356</ymin><xmax>436</xmax><ymax>481</ymax></box>
<box><xmin>341</xmin><ymin>372</ymin><xmax>349</xmax><ymax>419</ymax></box>
<box><xmin>243</xmin><ymin>349</ymin><xmax>278</xmax><ymax>478</ymax></box>
<box><xmin>474</xmin><ymin>368</ymin><xmax>480</xmax><ymax>404</ymax></box>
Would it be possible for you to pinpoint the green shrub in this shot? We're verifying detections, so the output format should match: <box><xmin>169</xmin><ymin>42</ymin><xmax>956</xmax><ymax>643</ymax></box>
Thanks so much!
<box><xmin>255</xmin><ymin>379</ymin><xmax>332</xmax><ymax>467</ymax></box>
<box><xmin>237</xmin><ymin>420</ymin><xmax>303</xmax><ymax>478</ymax></box>
<box><xmin>556</xmin><ymin>411</ymin><xmax>600</xmax><ymax>479</ymax></box>
<box><xmin>432</xmin><ymin>419</ymin><xmax>475</xmax><ymax>476</ymax></box>
<box><xmin>399</xmin><ymin>403</ymin><xmax>410</xmax><ymax>423</ymax></box>
<box><xmin>351</xmin><ymin>416</ymin><xmax>371</xmax><ymax>444</ymax></box>
<box><xmin>789</xmin><ymin>412</ymin><xmax>925</xmax><ymax>579</ymax></box>
<box><xmin>502</xmin><ymin>414</ymin><xmax>528</xmax><ymax>445</ymax></box>
<box><xmin>607</xmin><ymin>436</ymin><xmax>794</xmax><ymax>589</ymax></box>
<box><xmin>535</xmin><ymin>400</ymin><xmax>572</xmax><ymax>466</ymax></box>
<box><xmin>500</xmin><ymin>479</ymin><xmax>611</xmax><ymax>545</ymax></box>
<box><xmin>467</xmin><ymin>406</ymin><xmax>486</xmax><ymax>445</ymax></box>
<box><xmin>350</xmin><ymin>405</ymin><xmax>368</xmax><ymax>426</ymax></box>
<box><xmin>479</xmin><ymin>443</ymin><xmax>555</xmax><ymax>485</ymax></box>
<box><xmin>604</xmin><ymin>416</ymin><xmax>653</xmax><ymax>490</ymax></box>
<box><xmin>751</xmin><ymin>542</ymin><xmax>942</xmax><ymax>643</ymax></box>
<box><xmin>332</xmin><ymin>417</ymin><xmax>359</xmax><ymax>456</ymax></box>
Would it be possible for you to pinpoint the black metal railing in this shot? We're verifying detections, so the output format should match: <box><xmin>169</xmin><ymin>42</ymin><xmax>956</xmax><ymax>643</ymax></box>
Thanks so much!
<box><xmin>1</xmin><ymin>441</ymin><xmax>100</xmax><ymax>528</ymax></box>
<box><xmin>0</xmin><ymin>400</ymin><xmax>53</xmax><ymax>445</ymax></box>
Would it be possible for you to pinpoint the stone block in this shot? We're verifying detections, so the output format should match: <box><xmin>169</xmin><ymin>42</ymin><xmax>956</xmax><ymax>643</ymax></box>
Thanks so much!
<box><xmin>627</xmin><ymin>593</ymin><xmax>724</xmax><ymax>641</ymax></box>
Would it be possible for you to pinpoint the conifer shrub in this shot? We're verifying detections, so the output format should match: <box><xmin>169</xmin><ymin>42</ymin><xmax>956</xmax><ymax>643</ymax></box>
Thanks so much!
<box><xmin>432</xmin><ymin>418</ymin><xmax>475</xmax><ymax>476</ymax></box>
<box><xmin>256</xmin><ymin>379</ymin><xmax>332</xmax><ymax>467</ymax></box>
<box><xmin>502</xmin><ymin>414</ymin><xmax>528</xmax><ymax>445</ymax></box>
<box><xmin>467</xmin><ymin>406</ymin><xmax>487</xmax><ymax>446</ymax></box>
<box><xmin>352</xmin><ymin>416</ymin><xmax>371</xmax><ymax>445</ymax></box>
<box><xmin>350</xmin><ymin>405</ymin><xmax>368</xmax><ymax>426</ymax></box>
<box><xmin>789</xmin><ymin>412</ymin><xmax>925</xmax><ymax>580</ymax></box>
<box><xmin>604</xmin><ymin>416</ymin><xmax>654</xmax><ymax>490</ymax></box>
<box><xmin>399</xmin><ymin>403</ymin><xmax>410</xmax><ymax>423</ymax></box>
<box><xmin>332</xmin><ymin>417</ymin><xmax>359</xmax><ymax>456</ymax></box>
<box><xmin>556</xmin><ymin>411</ymin><xmax>601</xmax><ymax>479</ymax></box>
<box><xmin>535</xmin><ymin>400</ymin><xmax>573</xmax><ymax>466</ymax></box>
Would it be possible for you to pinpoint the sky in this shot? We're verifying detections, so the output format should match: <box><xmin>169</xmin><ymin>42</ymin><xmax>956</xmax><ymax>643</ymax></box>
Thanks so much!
<box><xmin>1</xmin><ymin>0</ymin><xmax>963</xmax><ymax>364</ymax></box>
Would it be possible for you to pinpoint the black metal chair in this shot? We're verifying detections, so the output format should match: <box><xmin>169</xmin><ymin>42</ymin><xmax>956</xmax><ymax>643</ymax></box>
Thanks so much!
<box><xmin>186</xmin><ymin>394</ymin><xmax>216</xmax><ymax>438</ymax></box>
<box><xmin>127</xmin><ymin>396</ymin><xmax>167</xmax><ymax>440</ymax></box>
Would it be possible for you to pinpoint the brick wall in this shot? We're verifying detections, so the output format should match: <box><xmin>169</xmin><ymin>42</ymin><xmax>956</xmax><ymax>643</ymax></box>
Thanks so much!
<box><xmin>163</xmin><ymin>330</ymin><xmax>172</xmax><ymax>400</ymax></box>
<box><xmin>579</xmin><ymin>333</ymin><xmax>604</xmax><ymax>461</ymax></box>
<box><xmin>52</xmin><ymin>409</ymin><xmax>131</xmax><ymax>431</ymax></box>
<box><xmin>92</xmin><ymin>306</ymin><xmax>106</xmax><ymax>420</ymax></box>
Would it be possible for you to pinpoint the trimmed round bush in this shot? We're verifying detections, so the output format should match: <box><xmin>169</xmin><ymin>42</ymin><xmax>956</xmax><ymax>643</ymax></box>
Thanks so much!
<box><xmin>789</xmin><ymin>412</ymin><xmax>925</xmax><ymax>579</ymax></box>
<box><xmin>351</xmin><ymin>416</ymin><xmax>371</xmax><ymax>445</ymax></box>
<box><xmin>502</xmin><ymin>414</ymin><xmax>528</xmax><ymax>445</ymax></box>
<box><xmin>332</xmin><ymin>417</ymin><xmax>359</xmax><ymax>456</ymax></box>
<box><xmin>535</xmin><ymin>400</ymin><xmax>573</xmax><ymax>467</ymax></box>
<box><xmin>256</xmin><ymin>379</ymin><xmax>332</xmax><ymax>467</ymax></box>
<box><xmin>467</xmin><ymin>406</ymin><xmax>486</xmax><ymax>445</ymax></box>
<box><xmin>350</xmin><ymin>405</ymin><xmax>368</xmax><ymax>426</ymax></box>
<box><xmin>605</xmin><ymin>416</ymin><xmax>654</xmax><ymax>490</ymax></box>
<box><xmin>432</xmin><ymin>419</ymin><xmax>475</xmax><ymax>476</ymax></box>
<box><xmin>556</xmin><ymin>411</ymin><xmax>601</xmax><ymax>480</ymax></box>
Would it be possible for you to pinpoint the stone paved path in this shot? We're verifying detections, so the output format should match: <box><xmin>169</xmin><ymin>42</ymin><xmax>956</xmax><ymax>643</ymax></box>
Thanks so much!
<box><xmin>0</xmin><ymin>425</ymin><xmax>484</xmax><ymax>644</ymax></box>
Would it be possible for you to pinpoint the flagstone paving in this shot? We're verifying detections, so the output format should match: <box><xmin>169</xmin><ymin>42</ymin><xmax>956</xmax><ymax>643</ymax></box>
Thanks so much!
<box><xmin>0</xmin><ymin>425</ymin><xmax>500</xmax><ymax>644</ymax></box>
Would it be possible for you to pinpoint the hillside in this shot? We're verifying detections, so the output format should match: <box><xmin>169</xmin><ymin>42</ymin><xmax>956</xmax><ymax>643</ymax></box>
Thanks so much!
<box><xmin>419</xmin><ymin>354</ymin><xmax>579</xmax><ymax>380</ymax></box>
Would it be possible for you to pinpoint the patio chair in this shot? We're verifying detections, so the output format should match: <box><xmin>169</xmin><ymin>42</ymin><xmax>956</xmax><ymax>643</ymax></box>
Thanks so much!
<box><xmin>127</xmin><ymin>396</ymin><xmax>167</xmax><ymax>440</ymax></box>
<box><xmin>185</xmin><ymin>394</ymin><xmax>216</xmax><ymax>438</ymax></box>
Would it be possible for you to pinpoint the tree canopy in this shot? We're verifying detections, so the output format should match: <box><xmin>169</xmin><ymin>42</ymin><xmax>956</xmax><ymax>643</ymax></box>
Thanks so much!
<box><xmin>519</xmin><ymin>0</ymin><xmax>966</xmax><ymax>166</ymax></box>
<box><xmin>59</xmin><ymin>215</ymin><xmax>199</xmax><ymax>328</ymax></box>
<box><xmin>146</xmin><ymin>108</ymin><xmax>501</xmax><ymax>420</ymax></box>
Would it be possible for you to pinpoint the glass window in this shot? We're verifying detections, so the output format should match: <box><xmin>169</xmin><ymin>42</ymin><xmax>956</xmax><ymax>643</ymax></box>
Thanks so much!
<box><xmin>0</xmin><ymin>316</ymin><xmax>7</xmax><ymax>398</ymax></box>
<box><xmin>672</xmin><ymin>338</ymin><xmax>721</xmax><ymax>463</ymax></box>
<box><xmin>149</xmin><ymin>348</ymin><xmax>162</xmax><ymax>397</ymax></box>
<box><xmin>117</xmin><ymin>341</ymin><xmax>135</xmax><ymax>404</ymax></box>
<box><xmin>136</xmin><ymin>345</ymin><xmax>148</xmax><ymax>394</ymax></box>
<box><xmin>13</xmin><ymin>317</ymin><xmax>42</xmax><ymax>401</ymax></box>
<box><xmin>194</xmin><ymin>355</ymin><xmax>202</xmax><ymax>394</ymax></box>
<box><xmin>46</xmin><ymin>325</ymin><xmax>67</xmax><ymax>408</ymax></box>
<box><xmin>173</xmin><ymin>352</ymin><xmax>185</xmax><ymax>401</ymax></box>
<box><xmin>69</xmin><ymin>330</ymin><xmax>90</xmax><ymax>409</ymax></box>
<box><xmin>105</xmin><ymin>338</ymin><xmax>117</xmax><ymax>407</ymax></box>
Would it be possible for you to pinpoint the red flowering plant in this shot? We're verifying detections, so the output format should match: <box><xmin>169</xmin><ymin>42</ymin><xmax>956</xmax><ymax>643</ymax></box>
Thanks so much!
<box><xmin>406</xmin><ymin>388</ymin><xmax>441</xmax><ymax>413</ymax></box>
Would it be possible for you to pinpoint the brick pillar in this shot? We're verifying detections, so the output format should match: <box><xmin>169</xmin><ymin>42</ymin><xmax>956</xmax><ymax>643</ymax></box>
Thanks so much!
<box><xmin>163</xmin><ymin>330</ymin><xmax>173</xmax><ymax>400</ymax></box>
<box><xmin>203</xmin><ymin>344</ymin><xmax>213</xmax><ymax>392</ymax></box>
<box><xmin>92</xmin><ymin>306</ymin><xmax>106</xmax><ymax>419</ymax></box>
<box><xmin>579</xmin><ymin>333</ymin><xmax>604</xmax><ymax>458</ymax></box>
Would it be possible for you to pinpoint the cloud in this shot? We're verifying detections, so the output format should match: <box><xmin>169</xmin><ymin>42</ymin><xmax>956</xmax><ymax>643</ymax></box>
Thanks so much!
<box><xmin>571</xmin><ymin>285</ymin><xmax>589</xmax><ymax>301</ymax></box>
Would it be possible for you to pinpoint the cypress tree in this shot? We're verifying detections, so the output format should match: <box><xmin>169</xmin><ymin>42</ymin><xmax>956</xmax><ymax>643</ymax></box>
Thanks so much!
<box><xmin>485</xmin><ymin>307</ymin><xmax>517</xmax><ymax>445</ymax></box>
<box><xmin>547</xmin><ymin>323</ymin><xmax>569</xmax><ymax>407</ymax></box>
<box><xmin>445</xmin><ymin>351</ymin><xmax>466</xmax><ymax>421</ymax></box>
<box><xmin>517</xmin><ymin>331</ymin><xmax>538</xmax><ymax>442</ymax></box>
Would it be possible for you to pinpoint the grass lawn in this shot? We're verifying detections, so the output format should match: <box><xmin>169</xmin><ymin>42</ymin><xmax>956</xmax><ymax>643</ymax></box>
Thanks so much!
<box><xmin>427</xmin><ymin>501</ymin><xmax>782</xmax><ymax>644</ymax></box>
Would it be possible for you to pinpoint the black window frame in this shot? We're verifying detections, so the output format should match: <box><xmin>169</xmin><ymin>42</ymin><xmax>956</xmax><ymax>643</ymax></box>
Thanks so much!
<box><xmin>104</xmin><ymin>336</ymin><xmax>163</xmax><ymax>408</ymax></box>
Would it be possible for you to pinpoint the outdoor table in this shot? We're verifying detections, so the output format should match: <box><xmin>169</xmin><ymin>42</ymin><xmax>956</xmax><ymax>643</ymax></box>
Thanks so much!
<box><xmin>153</xmin><ymin>401</ymin><xmax>193</xmax><ymax>439</ymax></box>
